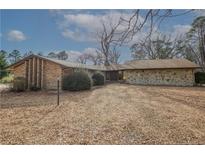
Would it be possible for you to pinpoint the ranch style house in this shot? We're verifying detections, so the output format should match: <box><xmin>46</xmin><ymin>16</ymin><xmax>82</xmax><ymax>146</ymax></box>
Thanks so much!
<box><xmin>8</xmin><ymin>54</ymin><xmax>200</xmax><ymax>90</ymax></box>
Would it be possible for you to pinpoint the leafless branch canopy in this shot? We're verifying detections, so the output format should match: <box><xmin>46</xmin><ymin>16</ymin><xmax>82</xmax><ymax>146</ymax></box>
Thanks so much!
<box><xmin>97</xmin><ymin>9</ymin><xmax>194</xmax><ymax>66</ymax></box>
<box><xmin>118</xmin><ymin>9</ymin><xmax>194</xmax><ymax>45</ymax></box>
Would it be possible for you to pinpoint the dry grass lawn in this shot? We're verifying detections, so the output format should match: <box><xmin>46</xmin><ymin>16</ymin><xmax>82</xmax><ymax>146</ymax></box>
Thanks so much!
<box><xmin>0</xmin><ymin>83</ymin><xmax>205</xmax><ymax>144</ymax></box>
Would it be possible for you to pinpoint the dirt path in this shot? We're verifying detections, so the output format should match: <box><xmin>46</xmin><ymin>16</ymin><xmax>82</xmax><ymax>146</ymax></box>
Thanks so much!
<box><xmin>0</xmin><ymin>84</ymin><xmax>205</xmax><ymax>144</ymax></box>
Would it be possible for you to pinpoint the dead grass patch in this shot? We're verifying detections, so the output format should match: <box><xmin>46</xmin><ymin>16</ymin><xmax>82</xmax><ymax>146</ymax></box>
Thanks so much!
<box><xmin>1</xmin><ymin>83</ymin><xmax>205</xmax><ymax>144</ymax></box>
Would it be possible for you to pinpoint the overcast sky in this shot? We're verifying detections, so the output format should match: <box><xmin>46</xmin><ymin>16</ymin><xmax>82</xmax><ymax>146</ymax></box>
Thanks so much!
<box><xmin>0</xmin><ymin>9</ymin><xmax>204</xmax><ymax>62</ymax></box>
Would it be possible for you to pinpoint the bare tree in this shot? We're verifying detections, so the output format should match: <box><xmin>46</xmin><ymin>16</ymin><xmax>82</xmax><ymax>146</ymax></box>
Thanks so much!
<box><xmin>48</xmin><ymin>51</ymin><xmax>68</xmax><ymax>60</ymax></box>
<box><xmin>76</xmin><ymin>53</ymin><xmax>89</xmax><ymax>64</ymax></box>
<box><xmin>186</xmin><ymin>16</ymin><xmax>205</xmax><ymax>71</ymax></box>
<box><xmin>57</xmin><ymin>51</ymin><xmax>68</xmax><ymax>60</ymax></box>
<box><xmin>88</xmin><ymin>54</ymin><xmax>100</xmax><ymax>65</ymax></box>
<box><xmin>109</xmin><ymin>47</ymin><xmax>121</xmax><ymax>64</ymax></box>
<box><xmin>119</xmin><ymin>9</ymin><xmax>194</xmax><ymax>44</ymax></box>
<box><xmin>87</xmin><ymin>50</ymin><xmax>104</xmax><ymax>65</ymax></box>
<box><xmin>131</xmin><ymin>34</ymin><xmax>185</xmax><ymax>60</ymax></box>
<box><xmin>97</xmin><ymin>10</ymin><xmax>193</xmax><ymax>65</ymax></box>
<box><xmin>98</xmin><ymin>20</ymin><xmax>122</xmax><ymax>66</ymax></box>
<box><xmin>23</xmin><ymin>51</ymin><xmax>33</xmax><ymax>58</ymax></box>
<box><xmin>48</xmin><ymin>52</ymin><xmax>57</xmax><ymax>59</ymax></box>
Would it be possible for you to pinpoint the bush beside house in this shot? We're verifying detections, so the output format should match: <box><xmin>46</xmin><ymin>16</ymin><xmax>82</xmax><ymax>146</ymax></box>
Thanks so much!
<box><xmin>13</xmin><ymin>77</ymin><xmax>26</xmax><ymax>92</ymax></box>
<box><xmin>0</xmin><ymin>74</ymin><xmax>13</xmax><ymax>84</ymax></box>
<box><xmin>62</xmin><ymin>72</ymin><xmax>92</xmax><ymax>91</ymax></box>
<box><xmin>29</xmin><ymin>85</ymin><xmax>41</xmax><ymax>91</ymax></box>
<box><xmin>195</xmin><ymin>72</ymin><xmax>205</xmax><ymax>84</ymax></box>
<box><xmin>0</xmin><ymin>70</ymin><xmax>9</xmax><ymax>79</ymax></box>
<box><xmin>92</xmin><ymin>72</ymin><xmax>105</xmax><ymax>86</ymax></box>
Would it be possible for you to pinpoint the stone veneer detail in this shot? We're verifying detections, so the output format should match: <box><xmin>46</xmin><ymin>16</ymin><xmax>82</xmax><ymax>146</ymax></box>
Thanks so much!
<box><xmin>123</xmin><ymin>69</ymin><xmax>195</xmax><ymax>86</ymax></box>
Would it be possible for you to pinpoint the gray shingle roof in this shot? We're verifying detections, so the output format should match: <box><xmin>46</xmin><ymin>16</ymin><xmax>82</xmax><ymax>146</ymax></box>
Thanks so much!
<box><xmin>122</xmin><ymin>59</ymin><xmax>200</xmax><ymax>70</ymax></box>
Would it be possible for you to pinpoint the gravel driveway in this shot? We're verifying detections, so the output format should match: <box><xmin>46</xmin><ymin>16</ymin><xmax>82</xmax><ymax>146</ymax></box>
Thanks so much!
<box><xmin>0</xmin><ymin>83</ymin><xmax>205</xmax><ymax>144</ymax></box>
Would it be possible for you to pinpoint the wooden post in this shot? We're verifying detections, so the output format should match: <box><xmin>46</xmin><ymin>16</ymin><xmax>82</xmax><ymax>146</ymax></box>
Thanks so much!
<box><xmin>41</xmin><ymin>60</ymin><xmax>44</xmax><ymax>89</ymax></box>
<box><xmin>36</xmin><ymin>58</ymin><xmax>39</xmax><ymax>88</ymax></box>
<box><xmin>28</xmin><ymin>59</ymin><xmax>31</xmax><ymax>89</ymax></box>
<box><xmin>57</xmin><ymin>79</ymin><xmax>60</xmax><ymax>106</ymax></box>
<box><xmin>32</xmin><ymin>57</ymin><xmax>35</xmax><ymax>86</ymax></box>
<box><xmin>25</xmin><ymin>60</ymin><xmax>29</xmax><ymax>89</ymax></box>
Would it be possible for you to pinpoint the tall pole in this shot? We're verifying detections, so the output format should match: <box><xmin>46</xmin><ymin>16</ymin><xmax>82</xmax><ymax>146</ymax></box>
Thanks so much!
<box><xmin>57</xmin><ymin>79</ymin><xmax>60</xmax><ymax>106</ymax></box>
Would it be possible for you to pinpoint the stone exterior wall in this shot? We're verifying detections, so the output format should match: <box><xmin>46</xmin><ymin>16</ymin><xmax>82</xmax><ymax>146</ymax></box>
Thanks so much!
<box><xmin>44</xmin><ymin>60</ymin><xmax>62</xmax><ymax>90</ymax></box>
<box><xmin>123</xmin><ymin>69</ymin><xmax>195</xmax><ymax>86</ymax></box>
<box><xmin>13</xmin><ymin>63</ymin><xmax>26</xmax><ymax>78</ymax></box>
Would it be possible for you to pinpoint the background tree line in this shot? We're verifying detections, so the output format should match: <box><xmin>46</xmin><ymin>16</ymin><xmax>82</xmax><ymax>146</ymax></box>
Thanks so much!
<box><xmin>95</xmin><ymin>10</ymin><xmax>204</xmax><ymax>71</ymax></box>
<box><xmin>47</xmin><ymin>50</ymin><xmax>104</xmax><ymax>65</ymax></box>
<box><xmin>130</xmin><ymin>16</ymin><xmax>205</xmax><ymax>71</ymax></box>
<box><xmin>0</xmin><ymin>50</ymin><xmax>43</xmax><ymax>69</ymax></box>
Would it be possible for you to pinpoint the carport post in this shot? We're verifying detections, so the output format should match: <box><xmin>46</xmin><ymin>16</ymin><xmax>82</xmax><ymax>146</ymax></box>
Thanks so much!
<box><xmin>57</xmin><ymin>79</ymin><xmax>60</xmax><ymax>106</ymax></box>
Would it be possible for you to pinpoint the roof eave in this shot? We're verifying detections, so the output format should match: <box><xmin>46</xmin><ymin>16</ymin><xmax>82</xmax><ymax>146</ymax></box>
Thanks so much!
<box><xmin>119</xmin><ymin>67</ymin><xmax>200</xmax><ymax>71</ymax></box>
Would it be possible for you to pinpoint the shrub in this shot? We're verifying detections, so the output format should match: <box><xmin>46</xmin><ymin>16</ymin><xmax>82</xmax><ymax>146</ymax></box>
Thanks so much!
<box><xmin>195</xmin><ymin>72</ymin><xmax>205</xmax><ymax>84</ymax></box>
<box><xmin>92</xmin><ymin>72</ymin><xmax>105</xmax><ymax>86</ymax></box>
<box><xmin>0</xmin><ymin>70</ymin><xmax>8</xmax><ymax>79</ymax></box>
<box><xmin>62</xmin><ymin>72</ymin><xmax>92</xmax><ymax>91</ymax></box>
<box><xmin>30</xmin><ymin>85</ymin><xmax>41</xmax><ymax>91</ymax></box>
<box><xmin>13</xmin><ymin>77</ymin><xmax>26</xmax><ymax>92</ymax></box>
<box><xmin>0</xmin><ymin>74</ymin><xmax>14</xmax><ymax>83</ymax></box>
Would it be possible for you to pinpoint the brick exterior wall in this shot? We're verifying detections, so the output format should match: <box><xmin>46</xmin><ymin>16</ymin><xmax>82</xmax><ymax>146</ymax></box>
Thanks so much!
<box><xmin>123</xmin><ymin>69</ymin><xmax>195</xmax><ymax>86</ymax></box>
<box><xmin>44</xmin><ymin>60</ymin><xmax>62</xmax><ymax>90</ymax></box>
<box><xmin>13</xmin><ymin>63</ymin><xmax>26</xmax><ymax>78</ymax></box>
<box><xmin>12</xmin><ymin>59</ymin><xmax>63</xmax><ymax>90</ymax></box>
<box><xmin>62</xmin><ymin>68</ymin><xmax>73</xmax><ymax>77</ymax></box>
